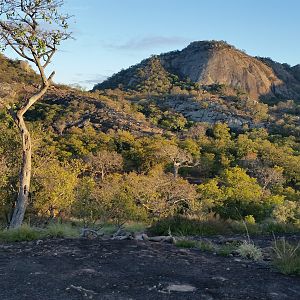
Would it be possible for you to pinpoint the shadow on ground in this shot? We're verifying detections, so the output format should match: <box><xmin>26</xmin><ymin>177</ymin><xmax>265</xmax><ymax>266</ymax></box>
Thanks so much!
<box><xmin>0</xmin><ymin>238</ymin><xmax>299</xmax><ymax>299</ymax></box>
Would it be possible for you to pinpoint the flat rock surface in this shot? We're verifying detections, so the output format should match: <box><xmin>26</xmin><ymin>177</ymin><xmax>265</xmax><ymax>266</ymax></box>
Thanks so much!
<box><xmin>0</xmin><ymin>238</ymin><xmax>299</xmax><ymax>299</ymax></box>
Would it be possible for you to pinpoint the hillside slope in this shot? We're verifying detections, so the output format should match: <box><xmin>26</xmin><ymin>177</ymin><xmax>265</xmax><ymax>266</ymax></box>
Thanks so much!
<box><xmin>0</xmin><ymin>54</ymin><xmax>161</xmax><ymax>136</ymax></box>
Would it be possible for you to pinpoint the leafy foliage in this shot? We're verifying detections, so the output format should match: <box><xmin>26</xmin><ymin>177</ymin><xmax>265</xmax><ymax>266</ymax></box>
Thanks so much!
<box><xmin>1</xmin><ymin>38</ymin><xmax>300</xmax><ymax>230</ymax></box>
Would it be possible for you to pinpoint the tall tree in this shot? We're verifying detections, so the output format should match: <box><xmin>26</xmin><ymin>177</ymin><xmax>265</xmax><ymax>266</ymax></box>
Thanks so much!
<box><xmin>0</xmin><ymin>0</ymin><xmax>71</xmax><ymax>228</ymax></box>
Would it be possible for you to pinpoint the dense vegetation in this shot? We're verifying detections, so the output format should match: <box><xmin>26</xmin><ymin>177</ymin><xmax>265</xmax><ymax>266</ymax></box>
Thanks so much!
<box><xmin>0</xmin><ymin>53</ymin><xmax>299</xmax><ymax>233</ymax></box>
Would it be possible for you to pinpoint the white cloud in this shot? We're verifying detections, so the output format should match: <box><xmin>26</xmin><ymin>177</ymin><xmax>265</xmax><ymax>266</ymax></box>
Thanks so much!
<box><xmin>103</xmin><ymin>36</ymin><xmax>188</xmax><ymax>51</ymax></box>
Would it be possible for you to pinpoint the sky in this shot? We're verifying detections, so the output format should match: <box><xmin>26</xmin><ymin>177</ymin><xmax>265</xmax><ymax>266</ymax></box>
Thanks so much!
<box><xmin>4</xmin><ymin>0</ymin><xmax>300</xmax><ymax>89</ymax></box>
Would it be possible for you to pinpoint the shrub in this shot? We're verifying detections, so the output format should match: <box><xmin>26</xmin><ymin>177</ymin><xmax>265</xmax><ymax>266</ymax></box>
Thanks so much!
<box><xmin>198</xmin><ymin>167</ymin><xmax>267</xmax><ymax>220</ymax></box>
<box><xmin>272</xmin><ymin>200</ymin><xmax>300</xmax><ymax>224</ymax></box>
<box><xmin>237</xmin><ymin>241</ymin><xmax>263</xmax><ymax>261</ymax></box>
<box><xmin>245</xmin><ymin>215</ymin><xmax>256</xmax><ymax>224</ymax></box>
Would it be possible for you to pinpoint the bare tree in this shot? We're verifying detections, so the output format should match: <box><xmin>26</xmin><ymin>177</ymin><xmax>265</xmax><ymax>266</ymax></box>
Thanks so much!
<box><xmin>159</xmin><ymin>144</ymin><xmax>194</xmax><ymax>178</ymax></box>
<box><xmin>86</xmin><ymin>150</ymin><xmax>123</xmax><ymax>181</ymax></box>
<box><xmin>240</xmin><ymin>157</ymin><xmax>285</xmax><ymax>192</ymax></box>
<box><xmin>0</xmin><ymin>0</ymin><xmax>71</xmax><ymax>228</ymax></box>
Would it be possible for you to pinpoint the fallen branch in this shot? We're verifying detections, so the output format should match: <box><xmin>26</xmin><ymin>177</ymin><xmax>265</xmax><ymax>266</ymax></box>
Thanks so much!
<box><xmin>68</xmin><ymin>285</ymin><xmax>97</xmax><ymax>296</ymax></box>
<box><xmin>147</xmin><ymin>235</ymin><xmax>175</xmax><ymax>243</ymax></box>
<box><xmin>80</xmin><ymin>228</ymin><xmax>103</xmax><ymax>238</ymax></box>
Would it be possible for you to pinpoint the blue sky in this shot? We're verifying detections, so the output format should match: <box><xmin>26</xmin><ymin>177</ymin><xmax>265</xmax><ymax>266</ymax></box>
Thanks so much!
<box><xmin>4</xmin><ymin>0</ymin><xmax>300</xmax><ymax>89</ymax></box>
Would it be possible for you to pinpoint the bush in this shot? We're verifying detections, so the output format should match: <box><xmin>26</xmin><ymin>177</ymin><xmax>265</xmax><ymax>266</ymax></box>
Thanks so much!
<box><xmin>245</xmin><ymin>215</ymin><xmax>256</xmax><ymax>224</ymax></box>
<box><xmin>272</xmin><ymin>200</ymin><xmax>300</xmax><ymax>224</ymax></box>
<box><xmin>237</xmin><ymin>241</ymin><xmax>263</xmax><ymax>261</ymax></box>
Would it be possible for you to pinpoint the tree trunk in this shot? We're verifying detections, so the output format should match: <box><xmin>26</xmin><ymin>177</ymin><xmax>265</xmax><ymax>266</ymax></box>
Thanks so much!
<box><xmin>101</xmin><ymin>169</ymin><xmax>105</xmax><ymax>181</ymax></box>
<box><xmin>173</xmin><ymin>162</ymin><xmax>180</xmax><ymax>179</ymax></box>
<box><xmin>9</xmin><ymin>116</ymin><xmax>32</xmax><ymax>229</ymax></box>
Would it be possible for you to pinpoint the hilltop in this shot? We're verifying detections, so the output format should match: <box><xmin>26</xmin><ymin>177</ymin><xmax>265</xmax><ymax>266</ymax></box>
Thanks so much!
<box><xmin>93</xmin><ymin>40</ymin><xmax>300</xmax><ymax>101</ymax></box>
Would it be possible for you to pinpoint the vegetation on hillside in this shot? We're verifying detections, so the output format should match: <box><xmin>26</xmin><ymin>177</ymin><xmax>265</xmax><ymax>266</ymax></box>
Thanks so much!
<box><xmin>0</xmin><ymin>90</ymin><xmax>300</xmax><ymax>230</ymax></box>
<box><xmin>0</xmin><ymin>39</ymin><xmax>299</xmax><ymax>235</ymax></box>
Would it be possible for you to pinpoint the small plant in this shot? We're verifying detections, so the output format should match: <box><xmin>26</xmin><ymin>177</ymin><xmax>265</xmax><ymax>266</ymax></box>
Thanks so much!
<box><xmin>237</xmin><ymin>241</ymin><xmax>263</xmax><ymax>261</ymax></box>
<box><xmin>175</xmin><ymin>239</ymin><xmax>197</xmax><ymax>248</ymax></box>
<box><xmin>245</xmin><ymin>215</ymin><xmax>256</xmax><ymax>224</ymax></box>
<box><xmin>272</xmin><ymin>237</ymin><xmax>300</xmax><ymax>275</ymax></box>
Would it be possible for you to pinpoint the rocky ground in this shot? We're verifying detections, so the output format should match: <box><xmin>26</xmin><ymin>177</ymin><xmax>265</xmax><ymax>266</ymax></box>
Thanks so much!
<box><xmin>0</xmin><ymin>237</ymin><xmax>299</xmax><ymax>300</ymax></box>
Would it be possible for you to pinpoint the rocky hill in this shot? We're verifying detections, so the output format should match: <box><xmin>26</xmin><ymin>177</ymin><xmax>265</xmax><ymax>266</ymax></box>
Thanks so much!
<box><xmin>93</xmin><ymin>41</ymin><xmax>300</xmax><ymax>101</ymax></box>
<box><xmin>33</xmin><ymin>89</ymin><xmax>162</xmax><ymax>136</ymax></box>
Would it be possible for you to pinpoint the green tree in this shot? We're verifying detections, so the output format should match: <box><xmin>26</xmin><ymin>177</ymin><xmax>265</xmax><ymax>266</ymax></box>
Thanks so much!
<box><xmin>33</xmin><ymin>160</ymin><xmax>79</xmax><ymax>218</ymax></box>
<box><xmin>198</xmin><ymin>167</ymin><xmax>265</xmax><ymax>219</ymax></box>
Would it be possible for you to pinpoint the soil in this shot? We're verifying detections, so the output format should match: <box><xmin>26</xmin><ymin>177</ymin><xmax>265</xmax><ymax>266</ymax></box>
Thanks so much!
<box><xmin>0</xmin><ymin>236</ymin><xmax>299</xmax><ymax>300</ymax></box>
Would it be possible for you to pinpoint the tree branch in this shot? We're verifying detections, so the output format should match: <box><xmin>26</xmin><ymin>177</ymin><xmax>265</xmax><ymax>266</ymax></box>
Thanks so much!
<box><xmin>17</xmin><ymin>71</ymin><xmax>55</xmax><ymax>117</ymax></box>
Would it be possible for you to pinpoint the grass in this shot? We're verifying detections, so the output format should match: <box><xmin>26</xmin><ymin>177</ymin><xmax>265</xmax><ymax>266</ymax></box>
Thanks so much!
<box><xmin>100</xmin><ymin>224</ymin><xmax>119</xmax><ymax>235</ymax></box>
<box><xmin>261</xmin><ymin>222</ymin><xmax>300</xmax><ymax>234</ymax></box>
<box><xmin>175</xmin><ymin>239</ymin><xmax>217</xmax><ymax>253</ymax></box>
<box><xmin>175</xmin><ymin>239</ymin><xmax>197</xmax><ymax>248</ymax></box>
<box><xmin>0</xmin><ymin>223</ymin><xmax>80</xmax><ymax>243</ymax></box>
<box><xmin>217</xmin><ymin>242</ymin><xmax>240</xmax><ymax>257</ymax></box>
<box><xmin>198</xmin><ymin>240</ymin><xmax>215</xmax><ymax>252</ymax></box>
<box><xmin>124</xmin><ymin>222</ymin><xmax>147</xmax><ymax>233</ymax></box>
<box><xmin>272</xmin><ymin>237</ymin><xmax>300</xmax><ymax>275</ymax></box>
<box><xmin>229</xmin><ymin>221</ymin><xmax>262</xmax><ymax>235</ymax></box>
<box><xmin>148</xmin><ymin>217</ymin><xmax>300</xmax><ymax>237</ymax></box>
<box><xmin>0</xmin><ymin>221</ymin><xmax>147</xmax><ymax>243</ymax></box>
<box><xmin>45</xmin><ymin>223</ymin><xmax>80</xmax><ymax>238</ymax></box>
<box><xmin>0</xmin><ymin>224</ymin><xmax>43</xmax><ymax>242</ymax></box>
<box><xmin>148</xmin><ymin>217</ymin><xmax>232</xmax><ymax>236</ymax></box>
